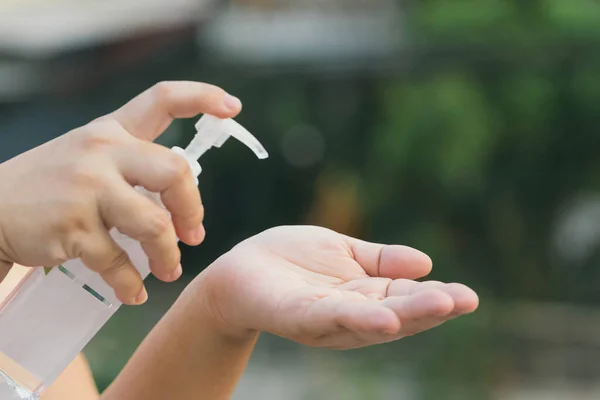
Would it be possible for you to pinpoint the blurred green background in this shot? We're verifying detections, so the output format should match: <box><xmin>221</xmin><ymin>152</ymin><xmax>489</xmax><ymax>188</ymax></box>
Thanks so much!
<box><xmin>1</xmin><ymin>0</ymin><xmax>600</xmax><ymax>398</ymax></box>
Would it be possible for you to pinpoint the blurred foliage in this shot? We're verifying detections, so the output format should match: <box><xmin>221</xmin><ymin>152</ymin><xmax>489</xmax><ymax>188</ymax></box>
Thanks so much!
<box><xmin>101</xmin><ymin>4</ymin><xmax>600</xmax><ymax>395</ymax></box>
<box><xmin>183</xmin><ymin>2</ymin><xmax>600</xmax><ymax>395</ymax></box>
<box><xmin>370</xmin><ymin>2</ymin><xmax>600</xmax><ymax>395</ymax></box>
<box><xmin>2</xmin><ymin>0</ymin><xmax>600</xmax><ymax>397</ymax></box>
<box><xmin>182</xmin><ymin>0</ymin><xmax>600</xmax><ymax>305</ymax></box>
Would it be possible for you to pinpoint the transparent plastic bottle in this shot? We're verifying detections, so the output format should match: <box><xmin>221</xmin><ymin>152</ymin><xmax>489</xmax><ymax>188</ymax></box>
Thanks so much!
<box><xmin>0</xmin><ymin>115</ymin><xmax>268</xmax><ymax>399</ymax></box>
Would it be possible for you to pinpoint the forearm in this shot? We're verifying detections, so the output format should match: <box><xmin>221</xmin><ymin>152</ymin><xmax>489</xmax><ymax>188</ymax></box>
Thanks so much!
<box><xmin>101</xmin><ymin>278</ymin><xmax>259</xmax><ymax>400</ymax></box>
<box><xmin>42</xmin><ymin>354</ymin><xmax>99</xmax><ymax>400</ymax></box>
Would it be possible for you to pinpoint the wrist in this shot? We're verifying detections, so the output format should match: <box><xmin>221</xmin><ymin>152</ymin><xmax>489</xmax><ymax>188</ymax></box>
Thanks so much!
<box><xmin>180</xmin><ymin>267</ymin><xmax>259</xmax><ymax>342</ymax></box>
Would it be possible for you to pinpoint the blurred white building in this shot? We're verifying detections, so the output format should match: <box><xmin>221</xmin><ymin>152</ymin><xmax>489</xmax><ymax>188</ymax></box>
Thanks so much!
<box><xmin>0</xmin><ymin>0</ymin><xmax>403</xmax><ymax>100</ymax></box>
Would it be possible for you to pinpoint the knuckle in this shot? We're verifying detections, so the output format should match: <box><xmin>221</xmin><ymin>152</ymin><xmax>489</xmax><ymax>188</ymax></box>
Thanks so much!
<box><xmin>142</xmin><ymin>210</ymin><xmax>172</xmax><ymax>241</ymax></box>
<box><xmin>45</xmin><ymin>241</ymin><xmax>69</xmax><ymax>265</ymax></box>
<box><xmin>69</xmin><ymin>162</ymin><xmax>105</xmax><ymax>189</ymax></box>
<box><xmin>151</xmin><ymin>81</ymin><xmax>175</xmax><ymax>105</ymax></box>
<box><xmin>62</xmin><ymin>230</ymin><xmax>92</xmax><ymax>261</ymax></box>
<box><xmin>105</xmin><ymin>250</ymin><xmax>131</xmax><ymax>274</ymax></box>
<box><xmin>52</xmin><ymin>204</ymin><xmax>92</xmax><ymax>236</ymax></box>
<box><xmin>77</xmin><ymin>123</ymin><xmax>124</xmax><ymax>153</ymax></box>
<box><xmin>163</xmin><ymin>152</ymin><xmax>190</xmax><ymax>181</ymax></box>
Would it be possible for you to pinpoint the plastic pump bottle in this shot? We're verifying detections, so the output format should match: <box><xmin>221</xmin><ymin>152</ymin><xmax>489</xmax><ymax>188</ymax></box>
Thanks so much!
<box><xmin>0</xmin><ymin>115</ymin><xmax>268</xmax><ymax>399</ymax></box>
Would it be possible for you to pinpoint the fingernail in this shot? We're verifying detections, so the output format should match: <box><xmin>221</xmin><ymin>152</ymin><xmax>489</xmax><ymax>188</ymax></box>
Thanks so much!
<box><xmin>383</xmin><ymin>326</ymin><xmax>399</xmax><ymax>335</ymax></box>
<box><xmin>134</xmin><ymin>287</ymin><xmax>148</xmax><ymax>305</ymax></box>
<box><xmin>169</xmin><ymin>264</ymin><xmax>183</xmax><ymax>281</ymax></box>
<box><xmin>224</xmin><ymin>94</ymin><xmax>242</xmax><ymax>111</ymax></box>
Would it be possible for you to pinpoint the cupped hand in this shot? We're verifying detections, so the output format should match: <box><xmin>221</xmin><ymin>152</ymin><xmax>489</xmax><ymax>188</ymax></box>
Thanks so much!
<box><xmin>0</xmin><ymin>81</ymin><xmax>242</xmax><ymax>304</ymax></box>
<box><xmin>194</xmin><ymin>225</ymin><xmax>479</xmax><ymax>349</ymax></box>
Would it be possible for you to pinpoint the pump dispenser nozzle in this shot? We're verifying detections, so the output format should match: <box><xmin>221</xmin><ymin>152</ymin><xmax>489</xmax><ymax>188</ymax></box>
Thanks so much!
<box><xmin>171</xmin><ymin>115</ymin><xmax>268</xmax><ymax>184</ymax></box>
<box><xmin>0</xmin><ymin>113</ymin><xmax>268</xmax><ymax>400</ymax></box>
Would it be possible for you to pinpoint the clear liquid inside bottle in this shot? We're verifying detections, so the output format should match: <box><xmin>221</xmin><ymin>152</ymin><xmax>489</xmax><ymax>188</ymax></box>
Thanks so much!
<box><xmin>0</xmin><ymin>231</ymin><xmax>148</xmax><ymax>399</ymax></box>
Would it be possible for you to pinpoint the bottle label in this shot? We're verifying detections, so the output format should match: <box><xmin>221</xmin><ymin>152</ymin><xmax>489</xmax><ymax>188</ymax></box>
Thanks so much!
<box><xmin>42</xmin><ymin>265</ymin><xmax>112</xmax><ymax>308</ymax></box>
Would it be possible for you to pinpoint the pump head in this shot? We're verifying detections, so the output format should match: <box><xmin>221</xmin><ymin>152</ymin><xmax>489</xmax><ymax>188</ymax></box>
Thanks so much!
<box><xmin>171</xmin><ymin>114</ymin><xmax>268</xmax><ymax>184</ymax></box>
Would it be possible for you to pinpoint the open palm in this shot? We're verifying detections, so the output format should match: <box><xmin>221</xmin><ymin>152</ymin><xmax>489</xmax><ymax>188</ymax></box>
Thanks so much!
<box><xmin>200</xmin><ymin>226</ymin><xmax>478</xmax><ymax>350</ymax></box>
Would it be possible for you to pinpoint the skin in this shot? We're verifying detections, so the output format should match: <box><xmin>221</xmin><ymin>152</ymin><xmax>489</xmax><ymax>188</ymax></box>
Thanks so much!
<box><xmin>42</xmin><ymin>226</ymin><xmax>478</xmax><ymax>400</ymax></box>
<box><xmin>0</xmin><ymin>81</ymin><xmax>242</xmax><ymax>305</ymax></box>
<box><xmin>43</xmin><ymin>354</ymin><xmax>99</xmax><ymax>400</ymax></box>
<box><xmin>0</xmin><ymin>81</ymin><xmax>478</xmax><ymax>399</ymax></box>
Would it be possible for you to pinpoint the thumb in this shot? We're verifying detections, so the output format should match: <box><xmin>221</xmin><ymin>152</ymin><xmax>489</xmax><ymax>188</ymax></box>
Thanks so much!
<box><xmin>342</xmin><ymin>236</ymin><xmax>432</xmax><ymax>280</ymax></box>
<box><xmin>109</xmin><ymin>81</ymin><xmax>242</xmax><ymax>141</ymax></box>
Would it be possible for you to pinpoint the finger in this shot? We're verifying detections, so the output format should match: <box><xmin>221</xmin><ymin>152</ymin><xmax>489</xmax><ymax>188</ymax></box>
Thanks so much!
<box><xmin>99</xmin><ymin>179</ymin><xmax>182</xmax><ymax>283</ymax></box>
<box><xmin>0</xmin><ymin>261</ymin><xmax>12</xmax><ymax>284</ymax></box>
<box><xmin>318</xmin><ymin>290</ymin><xmax>466</xmax><ymax>350</ymax></box>
<box><xmin>382</xmin><ymin>279</ymin><xmax>419</xmax><ymax>296</ymax></box>
<box><xmin>336</xmin><ymin>277</ymin><xmax>392</xmax><ymax>300</ymax></box>
<box><xmin>397</xmin><ymin>316</ymin><xmax>449</xmax><ymax>337</ymax></box>
<box><xmin>442</xmin><ymin>283</ymin><xmax>479</xmax><ymax>314</ymax></box>
<box><xmin>110</xmin><ymin>81</ymin><xmax>242</xmax><ymax>141</ymax></box>
<box><xmin>113</xmin><ymin>139</ymin><xmax>205</xmax><ymax>246</ymax></box>
<box><xmin>389</xmin><ymin>285</ymin><xmax>478</xmax><ymax>335</ymax></box>
<box><xmin>388</xmin><ymin>280</ymin><xmax>479</xmax><ymax>314</ymax></box>
<box><xmin>78</xmin><ymin>231</ymin><xmax>147</xmax><ymax>305</ymax></box>
<box><xmin>343</xmin><ymin>236</ymin><xmax>432</xmax><ymax>279</ymax></box>
<box><xmin>303</xmin><ymin>296</ymin><xmax>400</xmax><ymax>336</ymax></box>
<box><xmin>316</xmin><ymin>315</ymin><xmax>449</xmax><ymax>350</ymax></box>
<box><xmin>382</xmin><ymin>289</ymin><xmax>454</xmax><ymax>321</ymax></box>
<box><xmin>317</xmin><ymin>330</ymin><xmax>398</xmax><ymax>350</ymax></box>
<box><xmin>308</xmin><ymin>304</ymin><xmax>406</xmax><ymax>350</ymax></box>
